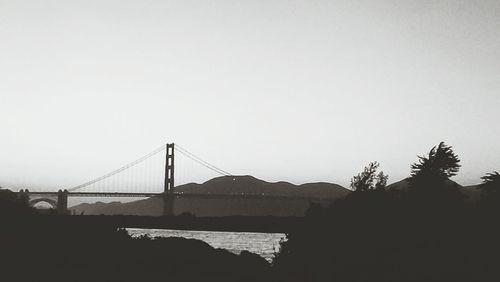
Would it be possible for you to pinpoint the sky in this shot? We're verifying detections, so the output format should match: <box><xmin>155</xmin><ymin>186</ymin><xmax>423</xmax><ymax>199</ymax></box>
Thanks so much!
<box><xmin>1</xmin><ymin>0</ymin><xmax>500</xmax><ymax>191</ymax></box>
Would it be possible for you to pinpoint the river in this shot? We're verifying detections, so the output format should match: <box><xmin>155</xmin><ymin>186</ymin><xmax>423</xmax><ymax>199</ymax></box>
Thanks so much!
<box><xmin>126</xmin><ymin>228</ymin><xmax>287</xmax><ymax>262</ymax></box>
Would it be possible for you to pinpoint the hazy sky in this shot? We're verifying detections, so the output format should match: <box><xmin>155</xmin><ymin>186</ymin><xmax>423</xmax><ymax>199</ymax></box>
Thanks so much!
<box><xmin>1</xmin><ymin>0</ymin><xmax>500</xmax><ymax>190</ymax></box>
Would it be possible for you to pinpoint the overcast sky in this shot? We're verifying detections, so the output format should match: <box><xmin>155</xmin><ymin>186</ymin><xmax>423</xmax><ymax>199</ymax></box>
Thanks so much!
<box><xmin>1</xmin><ymin>0</ymin><xmax>499</xmax><ymax>191</ymax></box>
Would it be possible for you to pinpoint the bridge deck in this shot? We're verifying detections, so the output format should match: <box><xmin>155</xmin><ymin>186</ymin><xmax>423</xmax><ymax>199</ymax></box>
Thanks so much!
<box><xmin>26</xmin><ymin>191</ymin><xmax>335</xmax><ymax>201</ymax></box>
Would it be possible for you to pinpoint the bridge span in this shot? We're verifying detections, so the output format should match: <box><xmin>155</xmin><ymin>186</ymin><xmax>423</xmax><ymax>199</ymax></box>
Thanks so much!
<box><xmin>19</xmin><ymin>190</ymin><xmax>335</xmax><ymax>215</ymax></box>
<box><xmin>17</xmin><ymin>143</ymin><xmax>335</xmax><ymax>216</ymax></box>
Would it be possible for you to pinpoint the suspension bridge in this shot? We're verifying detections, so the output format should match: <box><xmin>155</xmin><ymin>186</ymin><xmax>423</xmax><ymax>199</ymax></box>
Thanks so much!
<box><xmin>16</xmin><ymin>143</ymin><xmax>325</xmax><ymax>216</ymax></box>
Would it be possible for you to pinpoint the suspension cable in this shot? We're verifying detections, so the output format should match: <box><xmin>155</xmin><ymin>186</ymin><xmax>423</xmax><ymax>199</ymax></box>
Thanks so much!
<box><xmin>175</xmin><ymin>144</ymin><xmax>232</xmax><ymax>176</ymax></box>
<box><xmin>68</xmin><ymin>144</ymin><xmax>167</xmax><ymax>191</ymax></box>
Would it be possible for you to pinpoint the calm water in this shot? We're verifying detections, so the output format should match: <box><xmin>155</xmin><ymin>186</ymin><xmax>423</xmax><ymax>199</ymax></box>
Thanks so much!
<box><xmin>126</xmin><ymin>228</ymin><xmax>287</xmax><ymax>262</ymax></box>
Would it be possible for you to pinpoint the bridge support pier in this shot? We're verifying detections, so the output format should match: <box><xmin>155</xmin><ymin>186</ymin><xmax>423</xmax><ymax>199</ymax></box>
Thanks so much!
<box><xmin>162</xmin><ymin>193</ymin><xmax>175</xmax><ymax>217</ymax></box>
<box><xmin>57</xmin><ymin>189</ymin><xmax>69</xmax><ymax>215</ymax></box>
<box><xmin>18</xmin><ymin>189</ymin><xmax>30</xmax><ymax>206</ymax></box>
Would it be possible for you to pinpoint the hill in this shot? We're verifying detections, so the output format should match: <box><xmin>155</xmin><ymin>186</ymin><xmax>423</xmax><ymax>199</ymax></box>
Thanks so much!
<box><xmin>70</xmin><ymin>175</ymin><xmax>350</xmax><ymax>217</ymax></box>
<box><xmin>176</xmin><ymin>175</ymin><xmax>348</xmax><ymax>197</ymax></box>
<box><xmin>386</xmin><ymin>178</ymin><xmax>481</xmax><ymax>203</ymax></box>
<box><xmin>387</xmin><ymin>177</ymin><xmax>462</xmax><ymax>191</ymax></box>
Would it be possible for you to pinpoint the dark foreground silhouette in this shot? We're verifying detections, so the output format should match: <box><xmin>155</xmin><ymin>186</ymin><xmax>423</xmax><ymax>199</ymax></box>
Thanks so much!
<box><xmin>273</xmin><ymin>191</ymin><xmax>500</xmax><ymax>282</ymax></box>
<box><xmin>273</xmin><ymin>143</ymin><xmax>500</xmax><ymax>282</ymax></box>
<box><xmin>1</xmin><ymin>190</ymin><xmax>273</xmax><ymax>281</ymax></box>
<box><xmin>2</xmin><ymin>185</ymin><xmax>500</xmax><ymax>282</ymax></box>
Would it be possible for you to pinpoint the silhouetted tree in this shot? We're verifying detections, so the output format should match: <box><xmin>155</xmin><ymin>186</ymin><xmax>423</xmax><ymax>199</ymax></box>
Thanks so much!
<box><xmin>408</xmin><ymin>142</ymin><xmax>464</xmax><ymax>207</ymax></box>
<box><xmin>350</xmin><ymin>162</ymin><xmax>388</xmax><ymax>192</ymax></box>
<box><xmin>479</xmin><ymin>171</ymin><xmax>500</xmax><ymax>208</ymax></box>
<box><xmin>410</xmin><ymin>142</ymin><xmax>460</xmax><ymax>180</ymax></box>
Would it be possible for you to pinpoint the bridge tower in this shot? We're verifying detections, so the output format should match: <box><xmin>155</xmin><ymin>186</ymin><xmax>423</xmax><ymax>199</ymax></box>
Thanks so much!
<box><xmin>18</xmin><ymin>189</ymin><xmax>30</xmax><ymax>206</ymax></box>
<box><xmin>57</xmin><ymin>189</ymin><xmax>69</xmax><ymax>215</ymax></box>
<box><xmin>163</xmin><ymin>143</ymin><xmax>175</xmax><ymax>216</ymax></box>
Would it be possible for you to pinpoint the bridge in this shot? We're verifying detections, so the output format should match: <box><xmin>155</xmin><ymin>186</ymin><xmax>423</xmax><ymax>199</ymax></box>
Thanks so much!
<box><xmin>17</xmin><ymin>143</ymin><xmax>331</xmax><ymax>216</ymax></box>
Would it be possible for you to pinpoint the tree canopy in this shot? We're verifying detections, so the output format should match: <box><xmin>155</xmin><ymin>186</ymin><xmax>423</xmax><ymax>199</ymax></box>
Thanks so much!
<box><xmin>410</xmin><ymin>142</ymin><xmax>461</xmax><ymax>180</ymax></box>
<box><xmin>350</xmin><ymin>162</ymin><xmax>388</xmax><ymax>192</ymax></box>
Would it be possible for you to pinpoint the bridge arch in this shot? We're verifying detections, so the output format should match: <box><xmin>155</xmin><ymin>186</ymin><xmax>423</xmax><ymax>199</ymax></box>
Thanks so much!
<box><xmin>29</xmin><ymin>198</ymin><xmax>58</xmax><ymax>209</ymax></box>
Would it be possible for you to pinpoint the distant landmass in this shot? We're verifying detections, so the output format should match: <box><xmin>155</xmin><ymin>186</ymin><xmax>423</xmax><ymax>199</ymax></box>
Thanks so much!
<box><xmin>387</xmin><ymin>178</ymin><xmax>481</xmax><ymax>203</ymax></box>
<box><xmin>70</xmin><ymin>175</ymin><xmax>350</xmax><ymax>216</ymax></box>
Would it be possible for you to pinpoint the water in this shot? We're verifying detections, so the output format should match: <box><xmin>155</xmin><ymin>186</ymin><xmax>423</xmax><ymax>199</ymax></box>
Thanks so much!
<box><xmin>126</xmin><ymin>228</ymin><xmax>287</xmax><ymax>262</ymax></box>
